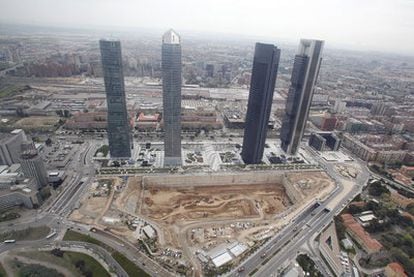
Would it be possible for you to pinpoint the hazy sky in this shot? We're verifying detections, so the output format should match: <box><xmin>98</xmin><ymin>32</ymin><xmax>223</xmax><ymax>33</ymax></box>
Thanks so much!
<box><xmin>1</xmin><ymin>0</ymin><xmax>414</xmax><ymax>55</ymax></box>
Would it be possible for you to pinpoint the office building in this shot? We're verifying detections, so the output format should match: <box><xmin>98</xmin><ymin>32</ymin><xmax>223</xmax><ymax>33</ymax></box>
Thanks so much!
<box><xmin>309</xmin><ymin>132</ymin><xmax>341</xmax><ymax>151</ymax></box>
<box><xmin>162</xmin><ymin>29</ymin><xmax>182</xmax><ymax>166</ymax></box>
<box><xmin>19</xmin><ymin>141</ymin><xmax>48</xmax><ymax>188</ymax></box>
<box><xmin>333</xmin><ymin>99</ymin><xmax>347</xmax><ymax>114</ymax></box>
<box><xmin>99</xmin><ymin>39</ymin><xmax>132</xmax><ymax>159</ymax></box>
<box><xmin>280</xmin><ymin>39</ymin><xmax>324</xmax><ymax>155</ymax></box>
<box><xmin>309</xmin><ymin>133</ymin><xmax>326</xmax><ymax>151</ymax></box>
<box><xmin>241</xmin><ymin>43</ymin><xmax>281</xmax><ymax>164</ymax></box>
<box><xmin>0</xmin><ymin>129</ymin><xmax>27</xmax><ymax>166</ymax></box>
<box><xmin>0</xmin><ymin>179</ymin><xmax>41</xmax><ymax>211</ymax></box>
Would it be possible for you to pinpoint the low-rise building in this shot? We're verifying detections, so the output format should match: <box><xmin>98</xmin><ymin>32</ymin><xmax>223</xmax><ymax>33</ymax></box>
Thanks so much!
<box><xmin>309</xmin><ymin>132</ymin><xmax>341</xmax><ymax>151</ymax></box>
<box><xmin>0</xmin><ymin>178</ymin><xmax>41</xmax><ymax>211</ymax></box>
<box><xmin>0</xmin><ymin>164</ymin><xmax>21</xmax><ymax>189</ymax></box>
<box><xmin>390</xmin><ymin>191</ymin><xmax>414</xmax><ymax>209</ymax></box>
<box><xmin>65</xmin><ymin>112</ymin><xmax>107</xmax><ymax>130</ymax></box>
<box><xmin>400</xmin><ymin>166</ymin><xmax>414</xmax><ymax>178</ymax></box>
<box><xmin>341</xmin><ymin>213</ymin><xmax>383</xmax><ymax>254</ymax></box>
<box><xmin>136</xmin><ymin>113</ymin><xmax>160</xmax><ymax>131</ymax></box>
<box><xmin>342</xmin><ymin>134</ymin><xmax>407</xmax><ymax>163</ymax></box>
<box><xmin>142</xmin><ymin>225</ymin><xmax>156</xmax><ymax>239</ymax></box>
<box><xmin>384</xmin><ymin>262</ymin><xmax>408</xmax><ymax>277</ymax></box>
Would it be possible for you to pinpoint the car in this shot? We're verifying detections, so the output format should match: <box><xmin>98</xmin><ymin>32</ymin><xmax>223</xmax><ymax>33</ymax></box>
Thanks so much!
<box><xmin>261</xmin><ymin>253</ymin><xmax>267</xmax><ymax>258</ymax></box>
<box><xmin>238</xmin><ymin>267</ymin><xmax>245</xmax><ymax>272</ymax></box>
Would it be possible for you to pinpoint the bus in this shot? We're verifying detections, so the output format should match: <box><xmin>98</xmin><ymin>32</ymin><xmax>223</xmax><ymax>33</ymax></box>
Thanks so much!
<box><xmin>4</xmin><ymin>239</ymin><xmax>16</xmax><ymax>243</ymax></box>
<box><xmin>46</xmin><ymin>231</ymin><xmax>57</xmax><ymax>239</ymax></box>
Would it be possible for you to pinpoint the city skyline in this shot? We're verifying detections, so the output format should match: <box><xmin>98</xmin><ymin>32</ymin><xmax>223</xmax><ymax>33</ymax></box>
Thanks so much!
<box><xmin>0</xmin><ymin>3</ymin><xmax>413</xmax><ymax>276</ymax></box>
<box><xmin>0</xmin><ymin>0</ymin><xmax>413</xmax><ymax>55</ymax></box>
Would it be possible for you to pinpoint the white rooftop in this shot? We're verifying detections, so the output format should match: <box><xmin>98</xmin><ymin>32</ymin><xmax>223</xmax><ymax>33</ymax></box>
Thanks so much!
<box><xmin>207</xmin><ymin>244</ymin><xmax>228</xmax><ymax>259</ymax></box>
<box><xmin>229</xmin><ymin>243</ymin><xmax>248</xmax><ymax>257</ymax></box>
<box><xmin>358</xmin><ymin>214</ymin><xmax>376</xmax><ymax>222</ymax></box>
<box><xmin>143</xmin><ymin>225</ymin><xmax>156</xmax><ymax>238</ymax></box>
<box><xmin>163</xmin><ymin>29</ymin><xmax>180</xmax><ymax>44</ymax></box>
<box><xmin>212</xmin><ymin>252</ymin><xmax>233</xmax><ymax>267</ymax></box>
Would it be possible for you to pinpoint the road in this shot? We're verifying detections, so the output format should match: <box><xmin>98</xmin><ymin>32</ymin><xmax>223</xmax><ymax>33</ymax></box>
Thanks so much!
<box><xmin>0</xmin><ymin>138</ymin><xmax>172</xmax><ymax>277</ymax></box>
<box><xmin>226</xmin><ymin>147</ymin><xmax>370</xmax><ymax>277</ymax></box>
<box><xmin>1</xmin><ymin>138</ymin><xmax>371</xmax><ymax>277</ymax></box>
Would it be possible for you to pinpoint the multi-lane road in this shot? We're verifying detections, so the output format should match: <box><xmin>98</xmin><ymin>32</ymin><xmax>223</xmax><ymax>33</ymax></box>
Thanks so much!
<box><xmin>0</xmin><ymin>139</ymin><xmax>172</xmax><ymax>277</ymax></box>
<box><xmin>227</xmin><ymin>147</ymin><xmax>370</xmax><ymax>277</ymax></box>
<box><xmin>1</xmin><ymin>138</ymin><xmax>371</xmax><ymax>277</ymax></box>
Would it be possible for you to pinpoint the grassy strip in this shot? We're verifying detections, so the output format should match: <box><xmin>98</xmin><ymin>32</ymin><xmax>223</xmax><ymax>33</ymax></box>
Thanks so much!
<box><xmin>0</xmin><ymin>226</ymin><xmax>50</xmax><ymax>241</ymax></box>
<box><xmin>63</xmin><ymin>230</ymin><xmax>106</xmax><ymax>248</ymax></box>
<box><xmin>249</xmin><ymin>268</ymin><xmax>259</xmax><ymax>276</ymax></box>
<box><xmin>66</xmin><ymin>251</ymin><xmax>110</xmax><ymax>277</ymax></box>
<box><xmin>13</xmin><ymin>262</ymin><xmax>62</xmax><ymax>277</ymax></box>
<box><xmin>112</xmin><ymin>251</ymin><xmax>150</xmax><ymax>277</ymax></box>
<box><xmin>63</xmin><ymin>230</ymin><xmax>149</xmax><ymax>276</ymax></box>
<box><xmin>20</xmin><ymin>250</ymin><xmax>110</xmax><ymax>277</ymax></box>
<box><xmin>261</xmin><ymin>257</ymin><xmax>271</xmax><ymax>265</ymax></box>
<box><xmin>0</xmin><ymin>262</ymin><xmax>7</xmax><ymax>277</ymax></box>
<box><xmin>0</xmin><ymin>212</ymin><xmax>20</xmax><ymax>222</ymax></box>
<box><xmin>0</xmin><ymin>85</ymin><xmax>27</xmax><ymax>98</ymax></box>
<box><xmin>19</xmin><ymin>251</ymin><xmax>79</xmax><ymax>276</ymax></box>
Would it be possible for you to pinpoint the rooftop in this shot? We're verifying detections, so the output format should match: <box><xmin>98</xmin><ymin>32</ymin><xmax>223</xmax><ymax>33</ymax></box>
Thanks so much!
<box><xmin>163</xmin><ymin>29</ymin><xmax>180</xmax><ymax>44</ymax></box>
<box><xmin>387</xmin><ymin>262</ymin><xmax>407</xmax><ymax>276</ymax></box>
<box><xmin>341</xmin><ymin>213</ymin><xmax>383</xmax><ymax>252</ymax></box>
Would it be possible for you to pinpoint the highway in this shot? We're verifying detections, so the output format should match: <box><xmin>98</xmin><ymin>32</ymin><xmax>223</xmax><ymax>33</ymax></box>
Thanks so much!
<box><xmin>0</xmin><ymin>137</ymin><xmax>371</xmax><ymax>277</ymax></box>
<box><xmin>227</xmin><ymin>147</ymin><xmax>370</xmax><ymax>277</ymax></box>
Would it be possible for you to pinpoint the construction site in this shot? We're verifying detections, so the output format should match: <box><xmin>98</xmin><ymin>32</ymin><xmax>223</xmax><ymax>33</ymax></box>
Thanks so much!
<box><xmin>70</xmin><ymin>170</ymin><xmax>335</xmax><ymax>275</ymax></box>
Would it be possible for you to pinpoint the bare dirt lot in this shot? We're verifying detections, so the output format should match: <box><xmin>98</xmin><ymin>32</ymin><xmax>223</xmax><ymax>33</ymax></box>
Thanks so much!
<box><xmin>141</xmin><ymin>183</ymin><xmax>290</xmax><ymax>224</ymax></box>
<box><xmin>71</xmin><ymin>170</ymin><xmax>335</xmax><ymax>268</ymax></box>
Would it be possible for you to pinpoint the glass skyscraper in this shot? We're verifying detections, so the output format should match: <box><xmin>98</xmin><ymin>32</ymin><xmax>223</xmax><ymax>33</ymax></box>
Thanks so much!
<box><xmin>99</xmin><ymin>39</ymin><xmax>132</xmax><ymax>159</ymax></box>
<box><xmin>241</xmin><ymin>43</ymin><xmax>281</xmax><ymax>164</ymax></box>
<box><xmin>280</xmin><ymin>39</ymin><xmax>324</xmax><ymax>155</ymax></box>
<box><xmin>162</xmin><ymin>30</ymin><xmax>182</xmax><ymax>166</ymax></box>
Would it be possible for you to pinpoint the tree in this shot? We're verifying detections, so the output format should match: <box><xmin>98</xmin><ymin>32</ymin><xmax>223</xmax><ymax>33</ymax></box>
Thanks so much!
<box><xmin>75</xmin><ymin>259</ymin><xmax>85</xmax><ymax>270</ymax></box>
<box><xmin>368</xmin><ymin>181</ymin><xmax>390</xmax><ymax>197</ymax></box>
<box><xmin>348</xmin><ymin>204</ymin><xmax>364</xmax><ymax>215</ymax></box>
<box><xmin>407</xmin><ymin>203</ymin><xmax>414</xmax><ymax>216</ymax></box>
<box><xmin>51</xmin><ymin>248</ymin><xmax>64</xmax><ymax>257</ymax></box>
<box><xmin>45</xmin><ymin>138</ymin><xmax>52</xmax><ymax>146</ymax></box>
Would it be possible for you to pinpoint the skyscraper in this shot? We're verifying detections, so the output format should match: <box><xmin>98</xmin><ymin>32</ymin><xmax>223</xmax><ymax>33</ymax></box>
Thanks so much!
<box><xmin>280</xmin><ymin>39</ymin><xmax>324</xmax><ymax>155</ymax></box>
<box><xmin>19</xmin><ymin>141</ymin><xmax>48</xmax><ymax>189</ymax></box>
<box><xmin>241</xmin><ymin>43</ymin><xmax>281</xmax><ymax>164</ymax></box>
<box><xmin>162</xmin><ymin>29</ymin><xmax>182</xmax><ymax>166</ymax></box>
<box><xmin>99</xmin><ymin>39</ymin><xmax>132</xmax><ymax>159</ymax></box>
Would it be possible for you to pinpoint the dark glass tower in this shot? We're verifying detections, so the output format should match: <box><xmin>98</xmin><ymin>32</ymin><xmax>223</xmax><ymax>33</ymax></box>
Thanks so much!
<box><xmin>241</xmin><ymin>43</ymin><xmax>281</xmax><ymax>164</ymax></box>
<box><xmin>280</xmin><ymin>39</ymin><xmax>324</xmax><ymax>155</ymax></box>
<box><xmin>162</xmin><ymin>29</ymin><xmax>182</xmax><ymax>166</ymax></box>
<box><xmin>99</xmin><ymin>39</ymin><xmax>132</xmax><ymax>159</ymax></box>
